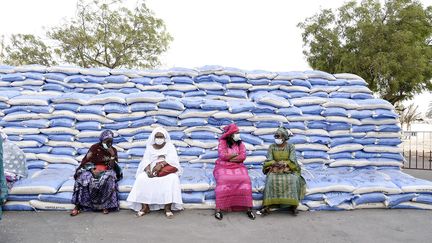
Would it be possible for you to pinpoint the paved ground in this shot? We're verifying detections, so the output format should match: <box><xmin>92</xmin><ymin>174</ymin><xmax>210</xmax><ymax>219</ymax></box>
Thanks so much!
<box><xmin>1</xmin><ymin>169</ymin><xmax>431</xmax><ymax>243</ymax></box>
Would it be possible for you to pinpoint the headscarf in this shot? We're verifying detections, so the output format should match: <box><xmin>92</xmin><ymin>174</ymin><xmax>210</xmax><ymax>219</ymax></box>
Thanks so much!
<box><xmin>276</xmin><ymin>127</ymin><xmax>293</xmax><ymax>140</ymax></box>
<box><xmin>100</xmin><ymin>130</ymin><xmax>114</xmax><ymax>142</ymax></box>
<box><xmin>136</xmin><ymin>126</ymin><xmax>182</xmax><ymax>177</ymax></box>
<box><xmin>220</xmin><ymin>123</ymin><xmax>239</xmax><ymax>140</ymax></box>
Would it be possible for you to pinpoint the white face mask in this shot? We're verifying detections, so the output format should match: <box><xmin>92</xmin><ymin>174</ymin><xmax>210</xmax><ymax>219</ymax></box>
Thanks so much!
<box><xmin>155</xmin><ymin>138</ymin><xmax>165</xmax><ymax>145</ymax></box>
<box><xmin>233</xmin><ymin>133</ymin><xmax>241</xmax><ymax>141</ymax></box>
<box><xmin>102</xmin><ymin>143</ymin><xmax>109</xmax><ymax>149</ymax></box>
<box><xmin>275</xmin><ymin>138</ymin><xmax>284</xmax><ymax>145</ymax></box>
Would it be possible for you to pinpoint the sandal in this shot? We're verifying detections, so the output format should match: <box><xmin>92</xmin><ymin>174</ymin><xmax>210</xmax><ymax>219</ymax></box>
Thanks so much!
<box><xmin>70</xmin><ymin>208</ymin><xmax>80</xmax><ymax>217</ymax></box>
<box><xmin>165</xmin><ymin>211</ymin><xmax>174</xmax><ymax>219</ymax></box>
<box><xmin>102</xmin><ymin>209</ymin><xmax>109</xmax><ymax>214</ymax></box>
<box><xmin>257</xmin><ymin>208</ymin><xmax>270</xmax><ymax>216</ymax></box>
<box><xmin>214</xmin><ymin>211</ymin><xmax>223</xmax><ymax>220</ymax></box>
<box><xmin>291</xmin><ymin>207</ymin><xmax>299</xmax><ymax>216</ymax></box>
<box><xmin>136</xmin><ymin>206</ymin><xmax>150</xmax><ymax>217</ymax></box>
<box><xmin>246</xmin><ymin>210</ymin><xmax>256</xmax><ymax>220</ymax></box>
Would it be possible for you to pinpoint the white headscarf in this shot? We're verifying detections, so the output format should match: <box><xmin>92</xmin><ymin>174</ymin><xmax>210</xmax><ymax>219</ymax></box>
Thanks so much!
<box><xmin>136</xmin><ymin>126</ymin><xmax>182</xmax><ymax>177</ymax></box>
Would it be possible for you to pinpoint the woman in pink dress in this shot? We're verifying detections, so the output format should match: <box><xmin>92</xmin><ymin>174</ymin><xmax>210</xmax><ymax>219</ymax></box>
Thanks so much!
<box><xmin>213</xmin><ymin>123</ymin><xmax>255</xmax><ymax>220</ymax></box>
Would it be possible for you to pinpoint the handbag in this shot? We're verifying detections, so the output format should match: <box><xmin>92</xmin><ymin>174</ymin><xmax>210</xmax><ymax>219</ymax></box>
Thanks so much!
<box><xmin>157</xmin><ymin>165</ymin><xmax>178</xmax><ymax>177</ymax></box>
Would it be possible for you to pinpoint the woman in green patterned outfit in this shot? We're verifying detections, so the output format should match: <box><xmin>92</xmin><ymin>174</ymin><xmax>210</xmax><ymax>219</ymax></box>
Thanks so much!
<box><xmin>259</xmin><ymin>127</ymin><xmax>306</xmax><ymax>216</ymax></box>
<box><xmin>0</xmin><ymin>137</ymin><xmax>8</xmax><ymax>220</ymax></box>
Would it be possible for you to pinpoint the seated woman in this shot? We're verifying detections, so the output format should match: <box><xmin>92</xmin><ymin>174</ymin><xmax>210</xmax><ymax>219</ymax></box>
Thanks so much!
<box><xmin>213</xmin><ymin>123</ymin><xmax>255</xmax><ymax>220</ymax></box>
<box><xmin>70</xmin><ymin>130</ymin><xmax>121</xmax><ymax>216</ymax></box>
<box><xmin>127</xmin><ymin>127</ymin><xmax>183</xmax><ymax>218</ymax></box>
<box><xmin>259</xmin><ymin>127</ymin><xmax>306</xmax><ymax>216</ymax></box>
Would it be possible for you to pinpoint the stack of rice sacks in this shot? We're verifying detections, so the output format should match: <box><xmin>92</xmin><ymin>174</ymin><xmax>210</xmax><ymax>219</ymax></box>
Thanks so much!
<box><xmin>1</xmin><ymin>64</ymin><xmax>432</xmax><ymax>211</ymax></box>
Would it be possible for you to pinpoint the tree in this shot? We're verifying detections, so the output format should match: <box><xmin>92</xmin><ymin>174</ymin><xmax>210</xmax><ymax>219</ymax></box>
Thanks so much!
<box><xmin>1</xmin><ymin>34</ymin><xmax>57</xmax><ymax>66</ymax></box>
<box><xmin>396</xmin><ymin>103</ymin><xmax>422</xmax><ymax>130</ymax></box>
<box><xmin>1</xmin><ymin>0</ymin><xmax>172</xmax><ymax>69</ymax></box>
<box><xmin>298</xmin><ymin>0</ymin><xmax>432</xmax><ymax>105</ymax></box>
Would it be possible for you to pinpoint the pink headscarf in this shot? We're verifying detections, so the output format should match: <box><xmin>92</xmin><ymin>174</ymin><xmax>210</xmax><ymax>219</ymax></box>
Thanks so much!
<box><xmin>220</xmin><ymin>123</ymin><xmax>239</xmax><ymax>140</ymax></box>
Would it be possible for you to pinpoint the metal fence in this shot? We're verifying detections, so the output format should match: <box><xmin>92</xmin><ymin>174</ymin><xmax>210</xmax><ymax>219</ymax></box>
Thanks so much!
<box><xmin>402</xmin><ymin>131</ymin><xmax>432</xmax><ymax>170</ymax></box>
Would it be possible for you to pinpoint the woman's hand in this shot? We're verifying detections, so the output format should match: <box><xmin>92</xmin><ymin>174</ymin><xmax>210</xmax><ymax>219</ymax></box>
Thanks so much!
<box><xmin>152</xmin><ymin>162</ymin><xmax>165</xmax><ymax>175</ymax></box>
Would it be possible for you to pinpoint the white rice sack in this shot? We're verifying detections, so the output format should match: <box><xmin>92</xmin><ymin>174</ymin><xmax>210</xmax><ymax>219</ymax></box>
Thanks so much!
<box><xmin>126</xmin><ymin>92</ymin><xmax>165</xmax><ymax>104</ymax></box>
<box><xmin>287</xmin><ymin>115</ymin><xmax>325</xmax><ymax>122</ymax></box>
<box><xmin>147</xmin><ymin>109</ymin><xmax>182</xmax><ymax>117</ymax></box>
<box><xmin>37</xmin><ymin>154</ymin><xmax>78</xmax><ymax>165</ymax></box>
<box><xmin>3</xmin><ymin>112</ymin><xmax>42</xmax><ymax>121</ymax></box>
<box><xmin>214</xmin><ymin>67</ymin><xmax>246</xmax><ymax>77</ymax></box>
<box><xmin>363</xmin><ymin>145</ymin><xmax>402</xmax><ymax>153</ymax></box>
<box><xmin>168</xmin><ymin>67</ymin><xmax>198</xmax><ymax>77</ymax></box>
<box><xmin>72</xmin><ymin>83</ymin><xmax>104</xmax><ymax>89</ymax></box>
<box><xmin>183</xmin><ymin>126</ymin><xmax>222</xmax><ymax>134</ymax></box>
<box><xmin>249</xmin><ymin>85</ymin><xmax>280</xmax><ymax>91</ymax></box>
<box><xmin>328</xmin><ymin>144</ymin><xmax>364</xmax><ymax>154</ymax></box>
<box><xmin>338</xmin><ymin>86</ymin><xmax>372</xmax><ymax>94</ymax></box>
<box><xmin>25</xmin><ymin>153</ymin><xmax>39</xmax><ymax>161</ymax></box>
<box><xmin>88</xmin><ymin>93</ymin><xmax>127</xmax><ymax>105</ymax></box>
<box><xmin>136</xmin><ymin>84</ymin><xmax>168</xmax><ymax>91</ymax></box>
<box><xmin>40</xmin><ymin>128</ymin><xmax>79</xmax><ymax>135</ymax></box>
<box><xmin>310</xmin><ymin>86</ymin><xmax>340</xmax><ymax>93</ymax></box>
<box><xmin>365</xmin><ymin>132</ymin><xmax>401</xmax><ymax>138</ymax></box>
<box><xmin>107</xmin><ymin>112</ymin><xmax>146</xmax><ymax>121</ymax></box>
<box><xmin>248</xmin><ymin>114</ymin><xmax>288</xmax><ymax>123</ymax></box>
<box><xmin>14</xmin><ymin>141</ymin><xmax>41</xmax><ymax>148</ymax></box>
<box><xmin>117</xmin><ymin>126</ymin><xmax>153</xmax><ymax>136</ymax></box>
<box><xmin>275</xmin><ymin>71</ymin><xmax>308</xmax><ymax>80</ymax></box>
<box><xmin>333</xmin><ymin>73</ymin><xmax>364</xmax><ymax>80</ymax></box>
<box><xmin>304</xmin><ymin>70</ymin><xmax>336</xmax><ymax>80</ymax></box>
<box><xmin>75</xmin><ymin>113</ymin><xmax>114</xmax><ymax>123</ymax></box>
<box><xmin>280</xmin><ymin>86</ymin><xmax>310</xmax><ymax>93</ymax></box>
<box><xmin>356</xmin><ymin>99</ymin><xmax>394</xmax><ymax>110</ymax></box>
<box><xmin>258</xmin><ymin>94</ymin><xmax>291</xmax><ymax>108</ymax></box>
<box><xmin>196</xmin><ymin>82</ymin><xmax>225</xmax><ymax>90</ymax></box>
<box><xmin>2</xmin><ymin>127</ymin><xmax>40</xmax><ymax>135</ymax></box>
<box><xmin>75</xmin><ymin>131</ymin><xmax>104</xmax><ymax>139</ymax></box>
<box><xmin>184</xmin><ymin>139</ymin><xmax>218</xmax><ymax>149</ymax></box>
<box><xmin>212</xmin><ymin>111</ymin><xmax>253</xmax><ymax>120</ymax></box>
<box><xmin>291</xmin><ymin>129</ymin><xmax>329</xmax><ymax>137</ymax></box>
<box><xmin>137</xmin><ymin>69</ymin><xmax>170</xmax><ymax>77</ymax></box>
<box><xmin>225</xmin><ymin>83</ymin><xmax>253</xmax><ymax>89</ymax></box>
<box><xmin>11</xmin><ymin>80</ymin><xmax>44</xmax><ymax>87</ymax></box>
<box><xmin>326</xmin><ymin>116</ymin><xmax>361</xmax><ymax>125</ymax></box>
<box><xmin>295</xmin><ymin>144</ymin><xmax>329</xmax><ymax>151</ymax></box>
<box><xmin>167</xmin><ymin>84</ymin><xmax>197</xmax><ymax>91</ymax></box>
<box><xmin>360</xmin><ymin>118</ymin><xmax>398</xmax><ymax>125</ymax></box>
<box><xmin>7</xmin><ymin>95</ymin><xmax>51</xmax><ymax>106</ymax></box>
<box><xmin>117</xmin><ymin>141</ymin><xmax>147</xmax><ymax>150</ymax></box>
<box><xmin>329</xmin><ymin>159</ymin><xmax>370</xmax><ymax>167</ymax></box>
<box><xmin>237</xmin><ymin>126</ymin><xmax>257</xmax><ymax>133</ymax></box>
<box><xmin>29</xmin><ymin>200</ymin><xmax>75</xmax><ymax>211</ymax></box>
<box><xmin>246</xmin><ymin>70</ymin><xmax>278</xmax><ymax>79</ymax></box>
<box><xmin>392</xmin><ymin>202</ymin><xmax>432</xmax><ymax>210</ymax></box>
<box><xmin>103</xmin><ymin>82</ymin><xmax>135</xmax><ymax>89</ymax></box>
<box><xmin>243</xmin><ymin>142</ymin><xmax>256</xmax><ymax>151</ymax></box>
<box><xmin>253</xmin><ymin>128</ymin><xmax>278</xmax><ymax>136</ymax></box>
<box><xmin>323</xmin><ymin>98</ymin><xmax>360</xmax><ymax>109</ymax></box>
<box><xmin>172</xmin><ymin>140</ymin><xmax>189</xmax><ymax>147</ymax></box>
<box><xmin>79</xmin><ymin>67</ymin><xmax>111</xmax><ymax>76</ymax></box>
<box><xmin>47</xmin><ymin>141</ymin><xmax>86</xmax><ymax>148</ymax></box>
<box><xmin>179</xmin><ymin>110</ymin><xmax>218</xmax><ymax>119</ymax></box>
<box><xmin>302</xmin><ymin>158</ymin><xmax>329</xmax><ymax>164</ymax></box>
<box><xmin>291</xmin><ymin>97</ymin><xmax>327</xmax><ymax>106</ymax></box>
<box><xmin>354</xmin><ymin>202</ymin><xmax>388</xmax><ymax>209</ymax></box>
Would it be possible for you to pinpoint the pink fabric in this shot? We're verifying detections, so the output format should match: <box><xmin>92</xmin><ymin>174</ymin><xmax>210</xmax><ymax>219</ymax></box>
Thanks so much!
<box><xmin>220</xmin><ymin>123</ymin><xmax>240</xmax><ymax>140</ymax></box>
<box><xmin>213</xmin><ymin>139</ymin><xmax>253</xmax><ymax>211</ymax></box>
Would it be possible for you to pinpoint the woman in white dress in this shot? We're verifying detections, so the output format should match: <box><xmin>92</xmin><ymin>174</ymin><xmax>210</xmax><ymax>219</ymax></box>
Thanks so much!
<box><xmin>127</xmin><ymin>127</ymin><xmax>183</xmax><ymax>218</ymax></box>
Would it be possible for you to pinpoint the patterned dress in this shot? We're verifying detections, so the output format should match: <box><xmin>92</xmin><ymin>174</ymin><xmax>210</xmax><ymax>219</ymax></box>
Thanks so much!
<box><xmin>72</xmin><ymin>143</ymin><xmax>119</xmax><ymax>211</ymax></box>
<box><xmin>0</xmin><ymin>138</ymin><xmax>8</xmax><ymax>220</ymax></box>
<box><xmin>262</xmin><ymin>143</ymin><xmax>306</xmax><ymax>208</ymax></box>
<box><xmin>213</xmin><ymin>139</ymin><xmax>253</xmax><ymax>211</ymax></box>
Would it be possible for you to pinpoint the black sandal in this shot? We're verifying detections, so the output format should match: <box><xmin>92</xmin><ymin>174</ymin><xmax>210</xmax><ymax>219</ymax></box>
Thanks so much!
<box><xmin>214</xmin><ymin>211</ymin><xmax>223</xmax><ymax>220</ymax></box>
<box><xmin>246</xmin><ymin>211</ymin><xmax>256</xmax><ymax>220</ymax></box>
<box><xmin>291</xmin><ymin>207</ymin><xmax>299</xmax><ymax>216</ymax></box>
<box><xmin>258</xmin><ymin>208</ymin><xmax>270</xmax><ymax>216</ymax></box>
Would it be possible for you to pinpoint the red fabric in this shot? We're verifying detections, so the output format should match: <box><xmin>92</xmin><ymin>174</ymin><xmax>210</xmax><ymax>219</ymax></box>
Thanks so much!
<box><xmin>81</xmin><ymin>143</ymin><xmax>118</xmax><ymax>166</ymax></box>
<box><xmin>95</xmin><ymin>164</ymin><xmax>108</xmax><ymax>172</ymax></box>
<box><xmin>213</xmin><ymin>139</ymin><xmax>253</xmax><ymax>211</ymax></box>
<box><xmin>157</xmin><ymin>165</ymin><xmax>178</xmax><ymax>177</ymax></box>
<box><xmin>220</xmin><ymin>123</ymin><xmax>239</xmax><ymax>140</ymax></box>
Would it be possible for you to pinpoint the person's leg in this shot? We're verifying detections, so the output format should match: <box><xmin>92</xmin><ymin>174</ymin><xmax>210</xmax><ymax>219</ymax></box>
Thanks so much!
<box><xmin>246</xmin><ymin>207</ymin><xmax>256</xmax><ymax>220</ymax></box>
<box><xmin>70</xmin><ymin>205</ymin><xmax>81</xmax><ymax>216</ymax></box>
<box><xmin>137</xmin><ymin>203</ymin><xmax>150</xmax><ymax>217</ymax></box>
<box><xmin>214</xmin><ymin>208</ymin><xmax>223</xmax><ymax>220</ymax></box>
<box><xmin>164</xmin><ymin>203</ymin><xmax>174</xmax><ymax>219</ymax></box>
<box><xmin>290</xmin><ymin>205</ymin><xmax>298</xmax><ymax>216</ymax></box>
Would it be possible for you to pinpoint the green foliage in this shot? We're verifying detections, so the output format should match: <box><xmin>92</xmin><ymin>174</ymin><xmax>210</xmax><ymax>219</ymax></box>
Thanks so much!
<box><xmin>298</xmin><ymin>0</ymin><xmax>432</xmax><ymax>104</ymax></box>
<box><xmin>1</xmin><ymin>0</ymin><xmax>172</xmax><ymax>69</ymax></box>
<box><xmin>1</xmin><ymin>34</ymin><xmax>57</xmax><ymax>66</ymax></box>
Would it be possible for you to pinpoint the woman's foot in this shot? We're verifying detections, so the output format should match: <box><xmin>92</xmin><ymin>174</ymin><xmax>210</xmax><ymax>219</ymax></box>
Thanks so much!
<box><xmin>102</xmin><ymin>209</ymin><xmax>109</xmax><ymax>214</ymax></box>
<box><xmin>257</xmin><ymin>207</ymin><xmax>270</xmax><ymax>216</ymax></box>
<box><xmin>246</xmin><ymin>210</ymin><xmax>256</xmax><ymax>220</ymax></box>
<box><xmin>70</xmin><ymin>207</ymin><xmax>80</xmax><ymax>217</ymax></box>
<box><xmin>165</xmin><ymin>210</ymin><xmax>174</xmax><ymax>219</ymax></box>
<box><xmin>214</xmin><ymin>211</ymin><xmax>223</xmax><ymax>220</ymax></box>
<box><xmin>291</xmin><ymin>206</ymin><xmax>299</xmax><ymax>216</ymax></box>
<box><xmin>136</xmin><ymin>205</ymin><xmax>150</xmax><ymax>217</ymax></box>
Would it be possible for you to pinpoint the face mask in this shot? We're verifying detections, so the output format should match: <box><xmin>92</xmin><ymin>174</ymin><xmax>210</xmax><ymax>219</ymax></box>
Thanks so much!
<box><xmin>102</xmin><ymin>143</ymin><xmax>109</xmax><ymax>149</ymax></box>
<box><xmin>275</xmin><ymin>138</ymin><xmax>284</xmax><ymax>145</ymax></box>
<box><xmin>233</xmin><ymin>134</ymin><xmax>241</xmax><ymax>141</ymax></box>
<box><xmin>155</xmin><ymin>138</ymin><xmax>165</xmax><ymax>145</ymax></box>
